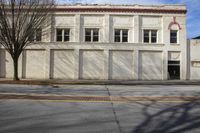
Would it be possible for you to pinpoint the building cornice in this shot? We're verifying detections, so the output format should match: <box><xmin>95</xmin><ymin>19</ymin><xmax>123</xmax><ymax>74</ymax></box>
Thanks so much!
<box><xmin>54</xmin><ymin>7</ymin><xmax>187</xmax><ymax>14</ymax></box>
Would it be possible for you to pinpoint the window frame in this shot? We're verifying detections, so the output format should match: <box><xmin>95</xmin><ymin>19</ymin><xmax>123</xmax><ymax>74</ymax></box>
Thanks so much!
<box><xmin>56</xmin><ymin>28</ymin><xmax>70</xmax><ymax>42</ymax></box>
<box><xmin>35</xmin><ymin>28</ymin><xmax>42</xmax><ymax>42</ymax></box>
<box><xmin>114</xmin><ymin>29</ymin><xmax>129</xmax><ymax>43</ymax></box>
<box><xmin>29</xmin><ymin>28</ymin><xmax>42</xmax><ymax>42</ymax></box>
<box><xmin>84</xmin><ymin>28</ymin><xmax>99</xmax><ymax>42</ymax></box>
<box><xmin>170</xmin><ymin>30</ymin><xmax>178</xmax><ymax>44</ymax></box>
<box><xmin>143</xmin><ymin>29</ymin><xmax>158</xmax><ymax>44</ymax></box>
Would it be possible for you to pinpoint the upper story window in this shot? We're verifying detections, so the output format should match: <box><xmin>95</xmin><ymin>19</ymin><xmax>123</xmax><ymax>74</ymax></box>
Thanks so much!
<box><xmin>114</xmin><ymin>29</ymin><xmax>128</xmax><ymax>42</ymax></box>
<box><xmin>170</xmin><ymin>30</ymin><xmax>178</xmax><ymax>44</ymax></box>
<box><xmin>143</xmin><ymin>30</ymin><xmax>157</xmax><ymax>43</ymax></box>
<box><xmin>29</xmin><ymin>28</ymin><xmax>42</xmax><ymax>42</ymax></box>
<box><xmin>85</xmin><ymin>28</ymin><xmax>99</xmax><ymax>42</ymax></box>
<box><xmin>56</xmin><ymin>29</ymin><xmax>70</xmax><ymax>42</ymax></box>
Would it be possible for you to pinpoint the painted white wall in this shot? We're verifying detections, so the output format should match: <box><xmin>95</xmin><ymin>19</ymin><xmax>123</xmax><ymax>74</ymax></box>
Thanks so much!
<box><xmin>0</xmin><ymin>4</ymin><xmax>188</xmax><ymax>80</ymax></box>
<box><xmin>189</xmin><ymin>39</ymin><xmax>200</xmax><ymax>80</ymax></box>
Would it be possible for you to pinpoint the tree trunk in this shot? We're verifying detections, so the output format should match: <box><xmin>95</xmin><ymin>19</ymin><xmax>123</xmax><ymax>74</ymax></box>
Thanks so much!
<box><xmin>13</xmin><ymin>57</ymin><xmax>19</xmax><ymax>81</ymax></box>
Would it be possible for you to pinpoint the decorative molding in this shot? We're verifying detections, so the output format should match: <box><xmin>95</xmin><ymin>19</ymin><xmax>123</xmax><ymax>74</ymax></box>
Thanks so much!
<box><xmin>54</xmin><ymin>8</ymin><xmax>187</xmax><ymax>14</ymax></box>
<box><xmin>168</xmin><ymin>16</ymin><xmax>182</xmax><ymax>30</ymax></box>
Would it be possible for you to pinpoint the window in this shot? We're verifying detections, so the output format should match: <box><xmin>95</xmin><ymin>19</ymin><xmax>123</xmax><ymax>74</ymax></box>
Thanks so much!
<box><xmin>85</xmin><ymin>28</ymin><xmax>99</xmax><ymax>42</ymax></box>
<box><xmin>143</xmin><ymin>30</ymin><xmax>157</xmax><ymax>43</ymax></box>
<box><xmin>170</xmin><ymin>30</ymin><xmax>178</xmax><ymax>43</ymax></box>
<box><xmin>143</xmin><ymin>30</ymin><xmax>149</xmax><ymax>43</ymax></box>
<box><xmin>56</xmin><ymin>29</ymin><xmax>70</xmax><ymax>42</ymax></box>
<box><xmin>35</xmin><ymin>29</ymin><xmax>42</xmax><ymax>42</ymax></box>
<box><xmin>114</xmin><ymin>29</ymin><xmax>128</xmax><ymax>42</ymax></box>
<box><xmin>151</xmin><ymin>30</ymin><xmax>157</xmax><ymax>43</ymax></box>
<box><xmin>29</xmin><ymin>28</ymin><xmax>42</xmax><ymax>42</ymax></box>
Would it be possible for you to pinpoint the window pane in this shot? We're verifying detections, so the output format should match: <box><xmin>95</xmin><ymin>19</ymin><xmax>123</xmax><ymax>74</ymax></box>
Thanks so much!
<box><xmin>151</xmin><ymin>30</ymin><xmax>157</xmax><ymax>37</ymax></box>
<box><xmin>144</xmin><ymin>30</ymin><xmax>149</xmax><ymax>37</ymax></box>
<box><xmin>64</xmin><ymin>29</ymin><xmax>69</xmax><ymax>36</ymax></box>
<box><xmin>151</xmin><ymin>37</ymin><xmax>157</xmax><ymax>43</ymax></box>
<box><xmin>85</xmin><ymin>36</ymin><xmax>91</xmax><ymax>42</ymax></box>
<box><xmin>56</xmin><ymin>29</ymin><xmax>62</xmax><ymax>42</ymax></box>
<box><xmin>93</xmin><ymin>29</ymin><xmax>99</xmax><ymax>36</ymax></box>
<box><xmin>85</xmin><ymin>29</ymin><xmax>91</xmax><ymax>42</ymax></box>
<box><xmin>170</xmin><ymin>38</ymin><xmax>177</xmax><ymax>43</ymax></box>
<box><xmin>85</xmin><ymin>29</ymin><xmax>91</xmax><ymax>36</ymax></box>
<box><xmin>64</xmin><ymin>29</ymin><xmax>70</xmax><ymax>42</ymax></box>
<box><xmin>151</xmin><ymin>30</ymin><xmax>157</xmax><ymax>43</ymax></box>
<box><xmin>122</xmin><ymin>37</ymin><xmax>128</xmax><ymax>42</ymax></box>
<box><xmin>36</xmin><ymin>29</ymin><xmax>42</xmax><ymax>41</ymax></box>
<box><xmin>115</xmin><ymin>29</ymin><xmax>121</xmax><ymax>42</ymax></box>
<box><xmin>64</xmin><ymin>36</ymin><xmax>69</xmax><ymax>42</ymax></box>
<box><xmin>170</xmin><ymin>30</ymin><xmax>177</xmax><ymax>43</ymax></box>
<box><xmin>57</xmin><ymin>29</ymin><xmax>62</xmax><ymax>36</ymax></box>
<box><xmin>115</xmin><ymin>36</ymin><xmax>120</xmax><ymax>42</ymax></box>
<box><xmin>115</xmin><ymin>29</ymin><xmax>120</xmax><ymax>36</ymax></box>
<box><xmin>144</xmin><ymin>37</ymin><xmax>149</xmax><ymax>43</ymax></box>
<box><xmin>93</xmin><ymin>29</ymin><xmax>99</xmax><ymax>42</ymax></box>
<box><xmin>29</xmin><ymin>34</ymin><xmax>35</xmax><ymax>41</ymax></box>
<box><xmin>57</xmin><ymin>36</ymin><xmax>62</xmax><ymax>42</ymax></box>
<box><xmin>144</xmin><ymin>30</ymin><xmax>149</xmax><ymax>43</ymax></box>
<box><xmin>122</xmin><ymin>30</ymin><xmax>128</xmax><ymax>42</ymax></box>
<box><xmin>122</xmin><ymin>30</ymin><xmax>128</xmax><ymax>36</ymax></box>
<box><xmin>93</xmin><ymin>36</ymin><xmax>99</xmax><ymax>42</ymax></box>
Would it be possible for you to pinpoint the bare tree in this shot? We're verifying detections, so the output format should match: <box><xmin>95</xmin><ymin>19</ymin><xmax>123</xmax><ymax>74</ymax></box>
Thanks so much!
<box><xmin>0</xmin><ymin>0</ymin><xmax>55</xmax><ymax>80</ymax></box>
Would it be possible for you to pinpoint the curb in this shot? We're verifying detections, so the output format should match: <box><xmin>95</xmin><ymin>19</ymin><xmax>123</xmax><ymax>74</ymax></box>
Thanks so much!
<box><xmin>1</xmin><ymin>93</ymin><xmax>200</xmax><ymax>102</ymax></box>
<box><xmin>1</xmin><ymin>80</ymin><xmax>200</xmax><ymax>85</ymax></box>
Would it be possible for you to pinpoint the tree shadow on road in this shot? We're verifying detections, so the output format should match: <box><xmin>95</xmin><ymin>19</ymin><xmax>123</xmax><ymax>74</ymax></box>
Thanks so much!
<box><xmin>133</xmin><ymin>98</ymin><xmax>200</xmax><ymax>133</ymax></box>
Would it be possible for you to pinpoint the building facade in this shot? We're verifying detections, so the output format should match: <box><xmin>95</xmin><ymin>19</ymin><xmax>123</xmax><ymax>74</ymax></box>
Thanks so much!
<box><xmin>0</xmin><ymin>4</ymin><xmax>189</xmax><ymax>80</ymax></box>
<box><xmin>189</xmin><ymin>39</ymin><xmax>200</xmax><ymax>80</ymax></box>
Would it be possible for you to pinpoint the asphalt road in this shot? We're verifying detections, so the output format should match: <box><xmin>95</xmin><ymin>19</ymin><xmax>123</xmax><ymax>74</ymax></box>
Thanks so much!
<box><xmin>1</xmin><ymin>84</ymin><xmax>200</xmax><ymax>133</ymax></box>
<box><xmin>0</xmin><ymin>100</ymin><xmax>200</xmax><ymax>133</ymax></box>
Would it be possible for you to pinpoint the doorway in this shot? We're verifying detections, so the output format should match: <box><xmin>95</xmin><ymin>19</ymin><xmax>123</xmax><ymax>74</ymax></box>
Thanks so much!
<box><xmin>168</xmin><ymin>61</ymin><xmax>180</xmax><ymax>80</ymax></box>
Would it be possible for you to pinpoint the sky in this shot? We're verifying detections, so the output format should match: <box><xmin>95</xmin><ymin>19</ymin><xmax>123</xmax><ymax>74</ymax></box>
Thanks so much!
<box><xmin>57</xmin><ymin>0</ymin><xmax>200</xmax><ymax>39</ymax></box>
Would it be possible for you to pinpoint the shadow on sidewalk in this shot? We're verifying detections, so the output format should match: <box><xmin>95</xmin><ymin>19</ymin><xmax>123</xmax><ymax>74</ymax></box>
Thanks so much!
<box><xmin>132</xmin><ymin>97</ymin><xmax>200</xmax><ymax>133</ymax></box>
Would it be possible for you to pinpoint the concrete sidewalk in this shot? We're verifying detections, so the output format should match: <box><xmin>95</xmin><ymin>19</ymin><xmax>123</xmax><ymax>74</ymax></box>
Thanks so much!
<box><xmin>0</xmin><ymin>84</ymin><xmax>200</xmax><ymax>102</ymax></box>
<box><xmin>0</xmin><ymin>79</ymin><xmax>200</xmax><ymax>85</ymax></box>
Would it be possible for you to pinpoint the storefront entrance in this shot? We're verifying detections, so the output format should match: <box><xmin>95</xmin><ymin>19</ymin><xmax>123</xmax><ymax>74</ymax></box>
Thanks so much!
<box><xmin>168</xmin><ymin>61</ymin><xmax>180</xmax><ymax>80</ymax></box>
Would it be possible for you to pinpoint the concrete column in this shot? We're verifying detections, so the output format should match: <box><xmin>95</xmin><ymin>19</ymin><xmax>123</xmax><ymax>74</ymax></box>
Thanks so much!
<box><xmin>50</xmin><ymin>15</ymin><xmax>55</xmax><ymax>42</ymax></box>
<box><xmin>163</xmin><ymin>50</ymin><xmax>168</xmax><ymax>80</ymax></box>
<box><xmin>180</xmin><ymin>21</ymin><xmax>187</xmax><ymax>80</ymax></box>
<box><xmin>45</xmin><ymin>48</ymin><xmax>51</xmax><ymax>79</ymax></box>
<box><xmin>0</xmin><ymin>49</ymin><xmax>6</xmax><ymax>78</ymax></box>
<box><xmin>103</xmin><ymin>50</ymin><xmax>109</xmax><ymax>80</ymax></box>
<box><xmin>74</xmin><ymin>49</ymin><xmax>80</xmax><ymax>79</ymax></box>
<box><xmin>134</xmin><ymin>50</ymin><xmax>139</xmax><ymax>80</ymax></box>
<box><xmin>104</xmin><ymin>14</ymin><xmax>110</xmax><ymax>43</ymax></box>
<box><xmin>162</xmin><ymin>16</ymin><xmax>170</xmax><ymax>45</ymax></box>
<box><xmin>134</xmin><ymin>15</ymin><xmax>140</xmax><ymax>43</ymax></box>
<box><xmin>75</xmin><ymin>14</ymin><xmax>81</xmax><ymax>42</ymax></box>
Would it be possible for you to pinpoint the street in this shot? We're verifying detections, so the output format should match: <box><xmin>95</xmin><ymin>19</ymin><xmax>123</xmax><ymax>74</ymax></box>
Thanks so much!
<box><xmin>0</xmin><ymin>84</ymin><xmax>200</xmax><ymax>133</ymax></box>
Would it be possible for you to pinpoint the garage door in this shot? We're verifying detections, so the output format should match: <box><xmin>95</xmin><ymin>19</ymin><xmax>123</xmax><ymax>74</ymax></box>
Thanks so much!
<box><xmin>139</xmin><ymin>51</ymin><xmax>163</xmax><ymax>80</ymax></box>
<box><xmin>25</xmin><ymin>50</ymin><xmax>45</xmax><ymax>79</ymax></box>
<box><xmin>80</xmin><ymin>50</ymin><xmax>104</xmax><ymax>79</ymax></box>
<box><xmin>109</xmin><ymin>50</ymin><xmax>134</xmax><ymax>79</ymax></box>
<box><xmin>51</xmin><ymin>50</ymin><xmax>74</xmax><ymax>79</ymax></box>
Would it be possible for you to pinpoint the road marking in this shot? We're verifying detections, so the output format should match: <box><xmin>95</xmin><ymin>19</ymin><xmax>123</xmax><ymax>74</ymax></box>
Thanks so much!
<box><xmin>1</xmin><ymin>93</ymin><xmax>200</xmax><ymax>103</ymax></box>
<box><xmin>1</xmin><ymin>99</ymin><xmax>198</xmax><ymax>103</ymax></box>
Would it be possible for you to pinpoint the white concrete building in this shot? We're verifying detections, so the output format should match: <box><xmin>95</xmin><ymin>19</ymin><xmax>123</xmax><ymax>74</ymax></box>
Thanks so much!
<box><xmin>189</xmin><ymin>38</ymin><xmax>200</xmax><ymax>80</ymax></box>
<box><xmin>0</xmin><ymin>4</ymin><xmax>190</xmax><ymax>80</ymax></box>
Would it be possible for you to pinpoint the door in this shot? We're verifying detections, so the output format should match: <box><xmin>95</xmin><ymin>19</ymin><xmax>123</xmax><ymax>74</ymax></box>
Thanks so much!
<box><xmin>168</xmin><ymin>61</ymin><xmax>180</xmax><ymax>80</ymax></box>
